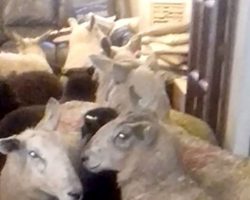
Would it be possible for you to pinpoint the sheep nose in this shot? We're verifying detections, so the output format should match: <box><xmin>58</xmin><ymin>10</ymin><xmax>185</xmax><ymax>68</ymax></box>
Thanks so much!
<box><xmin>67</xmin><ymin>191</ymin><xmax>82</xmax><ymax>200</ymax></box>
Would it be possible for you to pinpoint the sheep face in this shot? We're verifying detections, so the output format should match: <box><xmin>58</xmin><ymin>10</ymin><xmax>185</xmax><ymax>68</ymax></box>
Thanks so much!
<box><xmin>0</xmin><ymin>129</ymin><xmax>82</xmax><ymax>200</ymax></box>
<box><xmin>0</xmin><ymin>98</ymin><xmax>83</xmax><ymax>200</ymax></box>
<box><xmin>82</xmin><ymin>111</ymin><xmax>162</xmax><ymax>174</ymax></box>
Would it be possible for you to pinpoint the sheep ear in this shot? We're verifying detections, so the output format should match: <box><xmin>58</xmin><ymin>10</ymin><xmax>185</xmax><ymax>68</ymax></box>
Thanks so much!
<box><xmin>11</xmin><ymin>31</ymin><xmax>24</xmax><ymax>44</ymax></box>
<box><xmin>124</xmin><ymin>34</ymin><xmax>142</xmax><ymax>53</ymax></box>
<box><xmin>87</xmin><ymin>15</ymin><xmax>96</xmax><ymax>31</ymax></box>
<box><xmin>108</xmin><ymin>15</ymin><xmax>117</xmax><ymax>21</ymax></box>
<box><xmin>68</xmin><ymin>17</ymin><xmax>78</xmax><ymax>29</ymax></box>
<box><xmin>35</xmin><ymin>30</ymin><xmax>52</xmax><ymax>43</ymax></box>
<box><xmin>86</xmin><ymin>13</ymin><xmax>115</xmax><ymax>35</ymax></box>
<box><xmin>129</xmin><ymin>122</ymin><xmax>158</xmax><ymax>145</ymax></box>
<box><xmin>36</xmin><ymin>98</ymin><xmax>60</xmax><ymax>131</ymax></box>
<box><xmin>0</xmin><ymin>136</ymin><xmax>20</xmax><ymax>154</ymax></box>
<box><xmin>101</xmin><ymin>37</ymin><xmax>113</xmax><ymax>57</ymax></box>
<box><xmin>90</xmin><ymin>54</ymin><xmax>113</xmax><ymax>72</ymax></box>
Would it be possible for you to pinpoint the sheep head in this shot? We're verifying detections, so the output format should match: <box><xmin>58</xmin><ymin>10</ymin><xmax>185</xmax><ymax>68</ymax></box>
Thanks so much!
<box><xmin>101</xmin><ymin>34</ymin><xmax>142</xmax><ymax>59</ymax></box>
<box><xmin>82</xmin><ymin>111</ymin><xmax>179</xmax><ymax>185</ymax></box>
<box><xmin>0</xmin><ymin>98</ymin><xmax>83</xmax><ymax>200</ymax></box>
<box><xmin>11</xmin><ymin>31</ymin><xmax>51</xmax><ymax>56</ymax></box>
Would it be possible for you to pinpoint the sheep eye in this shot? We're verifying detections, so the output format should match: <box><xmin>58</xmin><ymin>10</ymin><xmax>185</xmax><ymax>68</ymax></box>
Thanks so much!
<box><xmin>118</xmin><ymin>132</ymin><xmax>128</xmax><ymax>140</ymax></box>
<box><xmin>114</xmin><ymin>131</ymin><xmax>132</xmax><ymax>150</ymax></box>
<box><xmin>28</xmin><ymin>151</ymin><xmax>39</xmax><ymax>159</ymax></box>
<box><xmin>116</xmin><ymin>131</ymin><xmax>131</xmax><ymax>142</ymax></box>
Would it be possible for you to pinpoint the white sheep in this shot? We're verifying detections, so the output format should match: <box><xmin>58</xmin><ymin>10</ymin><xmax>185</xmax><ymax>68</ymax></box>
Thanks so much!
<box><xmin>0</xmin><ymin>98</ymin><xmax>83</xmax><ymax>200</ymax></box>
<box><xmin>0</xmin><ymin>31</ymin><xmax>53</xmax><ymax>77</ymax></box>
<box><xmin>61</xmin><ymin>16</ymin><xmax>105</xmax><ymax>74</ymax></box>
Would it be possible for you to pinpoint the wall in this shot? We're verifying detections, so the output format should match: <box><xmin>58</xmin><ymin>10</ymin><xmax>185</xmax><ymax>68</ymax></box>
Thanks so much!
<box><xmin>130</xmin><ymin>0</ymin><xmax>192</xmax><ymax>31</ymax></box>
<box><xmin>224</xmin><ymin>0</ymin><xmax>250</xmax><ymax>156</ymax></box>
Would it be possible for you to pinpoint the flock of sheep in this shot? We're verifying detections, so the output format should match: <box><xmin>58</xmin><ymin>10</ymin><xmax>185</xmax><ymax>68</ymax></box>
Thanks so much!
<box><xmin>0</xmin><ymin>12</ymin><xmax>250</xmax><ymax>200</ymax></box>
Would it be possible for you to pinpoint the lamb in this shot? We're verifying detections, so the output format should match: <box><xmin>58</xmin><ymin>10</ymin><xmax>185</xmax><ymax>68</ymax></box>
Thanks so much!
<box><xmin>0</xmin><ymin>31</ymin><xmax>53</xmax><ymax>77</ymax></box>
<box><xmin>0</xmin><ymin>100</ymin><xmax>102</xmax><ymax>171</ymax></box>
<box><xmin>0</xmin><ymin>78</ymin><xmax>19</xmax><ymax>119</ymax></box>
<box><xmin>6</xmin><ymin>71</ymin><xmax>63</xmax><ymax>106</ymax></box>
<box><xmin>0</xmin><ymin>102</ymin><xmax>119</xmax><ymax>200</ymax></box>
<box><xmin>61</xmin><ymin>16</ymin><xmax>105</xmax><ymax>74</ymax></box>
<box><xmin>0</xmin><ymin>105</ymin><xmax>44</xmax><ymax>138</ymax></box>
<box><xmin>90</xmin><ymin>52</ymin><xmax>170</xmax><ymax>119</ymax></box>
<box><xmin>81</xmin><ymin>107</ymin><xmax>119</xmax><ymax>143</ymax></box>
<box><xmin>61</xmin><ymin>68</ymin><xmax>97</xmax><ymax>103</ymax></box>
<box><xmin>80</xmin><ymin>107</ymin><xmax>120</xmax><ymax>200</ymax></box>
<box><xmin>91</xmin><ymin>35</ymin><xmax>142</xmax><ymax>105</ymax></box>
<box><xmin>82</xmin><ymin>110</ymin><xmax>212</xmax><ymax>200</ymax></box>
<box><xmin>85</xmin><ymin>13</ymin><xmax>137</xmax><ymax>47</ymax></box>
<box><xmin>0</xmin><ymin>98</ymin><xmax>83</xmax><ymax>200</ymax></box>
<box><xmin>0</xmin><ymin>105</ymin><xmax>45</xmax><ymax>171</ymax></box>
<box><xmin>83</xmin><ymin>109</ymin><xmax>250</xmax><ymax>199</ymax></box>
<box><xmin>0</xmin><ymin>71</ymin><xmax>62</xmax><ymax>119</ymax></box>
<box><xmin>90</xmin><ymin>52</ymin><xmax>216</xmax><ymax>143</ymax></box>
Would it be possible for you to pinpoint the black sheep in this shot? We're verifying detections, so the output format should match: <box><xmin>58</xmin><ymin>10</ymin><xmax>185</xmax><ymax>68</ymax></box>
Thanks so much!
<box><xmin>61</xmin><ymin>67</ymin><xmax>97</xmax><ymax>103</ymax></box>
<box><xmin>81</xmin><ymin>107</ymin><xmax>119</xmax><ymax>142</ymax></box>
<box><xmin>81</xmin><ymin>107</ymin><xmax>121</xmax><ymax>200</ymax></box>
<box><xmin>0</xmin><ymin>105</ymin><xmax>45</xmax><ymax>138</ymax></box>
<box><xmin>0</xmin><ymin>78</ymin><xmax>19</xmax><ymax>120</ymax></box>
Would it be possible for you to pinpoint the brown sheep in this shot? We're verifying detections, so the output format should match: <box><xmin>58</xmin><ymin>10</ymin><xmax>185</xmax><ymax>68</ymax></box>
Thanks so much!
<box><xmin>6</xmin><ymin>71</ymin><xmax>63</xmax><ymax>106</ymax></box>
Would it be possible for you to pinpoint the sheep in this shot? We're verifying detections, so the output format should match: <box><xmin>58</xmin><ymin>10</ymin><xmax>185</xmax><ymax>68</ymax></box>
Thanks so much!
<box><xmin>6</xmin><ymin>71</ymin><xmax>63</xmax><ymax>106</ymax></box>
<box><xmin>0</xmin><ymin>98</ymin><xmax>83</xmax><ymax>200</ymax></box>
<box><xmin>81</xmin><ymin>169</ymin><xmax>121</xmax><ymax>200</ymax></box>
<box><xmin>0</xmin><ymin>71</ymin><xmax>62</xmax><ymax>121</ymax></box>
<box><xmin>0</xmin><ymin>100</ymin><xmax>102</xmax><ymax>171</ymax></box>
<box><xmin>90</xmin><ymin>52</ymin><xmax>169</xmax><ymax>120</ymax></box>
<box><xmin>82</xmin><ymin>110</ymin><xmax>212</xmax><ymax>200</ymax></box>
<box><xmin>168</xmin><ymin>109</ymin><xmax>217</xmax><ymax>144</ymax></box>
<box><xmin>0</xmin><ymin>102</ymin><xmax>119</xmax><ymax>200</ymax></box>
<box><xmin>85</xmin><ymin>13</ymin><xmax>136</xmax><ymax>47</ymax></box>
<box><xmin>84</xmin><ymin>12</ymin><xmax>116</xmax><ymax>36</ymax></box>
<box><xmin>0</xmin><ymin>105</ymin><xmax>44</xmax><ymax>138</ymax></box>
<box><xmin>61</xmin><ymin>16</ymin><xmax>105</xmax><ymax>74</ymax></box>
<box><xmin>0</xmin><ymin>78</ymin><xmax>19</xmax><ymax>119</ymax></box>
<box><xmin>91</xmin><ymin>35</ymin><xmax>142</xmax><ymax>105</ymax></box>
<box><xmin>0</xmin><ymin>31</ymin><xmax>53</xmax><ymax>77</ymax></box>
<box><xmin>0</xmin><ymin>105</ymin><xmax>45</xmax><ymax>171</ymax></box>
<box><xmin>81</xmin><ymin>107</ymin><xmax>119</xmax><ymax>144</ymax></box>
<box><xmin>90</xmin><ymin>52</ymin><xmax>216</xmax><ymax>143</ymax></box>
<box><xmin>61</xmin><ymin>67</ymin><xmax>97</xmax><ymax>103</ymax></box>
<box><xmin>80</xmin><ymin>107</ymin><xmax>120</xmax><ymax>200</ymax></box>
